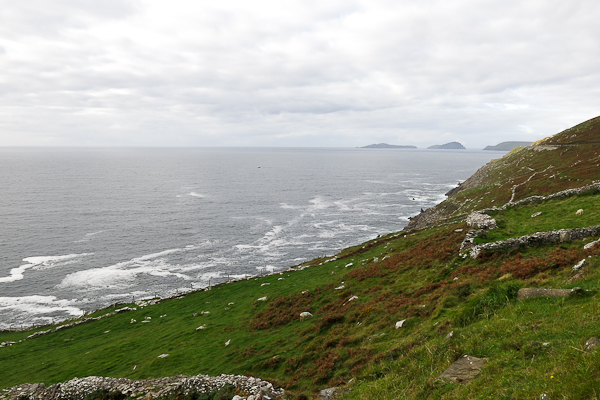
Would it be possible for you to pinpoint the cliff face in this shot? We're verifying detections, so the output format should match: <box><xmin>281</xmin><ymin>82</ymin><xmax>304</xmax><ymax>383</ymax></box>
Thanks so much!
<box><xmin>406</xmin><ymin>115</ymin><xmax>600</xmax><ymax>230</ymax></box>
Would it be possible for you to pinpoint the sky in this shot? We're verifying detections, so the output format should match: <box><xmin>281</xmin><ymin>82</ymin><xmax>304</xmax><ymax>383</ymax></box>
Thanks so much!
<box><xmin>1</xmin><ymin>0</ymin><xmax>599</xmax><ymax>148</ymax></box>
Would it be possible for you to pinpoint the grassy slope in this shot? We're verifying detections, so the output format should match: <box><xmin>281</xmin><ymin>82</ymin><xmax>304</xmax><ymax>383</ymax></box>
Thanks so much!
<box><xmin>2</xmin><ymin>116</ymin><xmax>600</xmax><ymax>399</ymax></box>
<box><xmin>475</xmin><ymin>188</ymin><xmax>600</xmax><ymax>243</ymax></box>
<box><xmin>408</xmin><ymin>116</ymin><xmax>600</xmax><ymax>230</ymax></box>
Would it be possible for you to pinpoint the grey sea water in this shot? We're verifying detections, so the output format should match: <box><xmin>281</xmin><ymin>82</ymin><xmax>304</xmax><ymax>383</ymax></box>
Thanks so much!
<box><xmin>0</xmin><ymin>147</ymin><xmax>500</xmax><ymax>329</ymax></box>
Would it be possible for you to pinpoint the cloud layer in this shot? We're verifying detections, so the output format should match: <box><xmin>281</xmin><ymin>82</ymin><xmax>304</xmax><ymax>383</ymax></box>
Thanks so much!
<box><xmin>1</xmin><ymin>0</ymin><xmax>599</xmax><ymax>148</ymax></box>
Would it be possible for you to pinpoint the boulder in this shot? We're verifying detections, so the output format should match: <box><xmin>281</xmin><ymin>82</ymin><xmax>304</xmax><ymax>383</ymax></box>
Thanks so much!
<box><xmin>318</xmin><ymin>387</ymin><xmax>338</xmax><ymax>399</ymax></box>
<box><xmin>439</xmin><ymin>355</ymin><xmax>486</xmax><ymax>383</ymax></box>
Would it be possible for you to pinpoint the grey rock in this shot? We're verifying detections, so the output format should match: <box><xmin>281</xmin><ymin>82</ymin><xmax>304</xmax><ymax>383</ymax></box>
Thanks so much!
<box><xmin>318</xmin><ymin>387</ymin><xmax>338</xmax><ymax>399</ymax></box>
<box><xmin>584</xmin><ymin>239</ymin><xmax>600</xmax><ymax>249</ymax></box>
<box><xmin>572</xmin><ymin>259</ymin><xmax>586</xmax><ymax>271</ymax></box>
<box><xmin>585</xmin><ymin>337</ymin><xmax>599</xmax><ymax>351</ymax></box>
<box><xmin>439</xmin><ymin>355</ymin><xmax>486</xmax><ymax>383</ymax></box>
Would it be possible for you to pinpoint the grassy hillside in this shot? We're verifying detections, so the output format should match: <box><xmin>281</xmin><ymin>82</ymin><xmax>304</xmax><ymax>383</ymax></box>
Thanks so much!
<box><xmin>2</xmin><ymin>116</ymin><xmax>600</xmax><ymax>399</ymax></box>
<box><xmin>407</xmin><ymin>115</ymin><xmax>600</xmax><ymax>230</ymax></box>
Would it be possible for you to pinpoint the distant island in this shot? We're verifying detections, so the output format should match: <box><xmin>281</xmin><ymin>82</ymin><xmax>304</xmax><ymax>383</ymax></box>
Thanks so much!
<box><xmin>427</xmin><ymin>141</ymin><xmax>465</xmax><ymax>150</ymax></box>
<box><xmin>361</xmin><ymin>143</ymin><xmax>417</xmax><ymax>149</ymax></box>
<box><xmin>483</xmin><ymin>141</ymin><xmax>533</xmax><ymax>151</ymax></box>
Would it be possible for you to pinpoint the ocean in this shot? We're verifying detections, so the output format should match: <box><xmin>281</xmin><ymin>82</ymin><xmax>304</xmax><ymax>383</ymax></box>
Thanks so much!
<box><xmin>0</xmin><ymin>147</ymin><xmax>500</xmax><ymax>329</ymax></box>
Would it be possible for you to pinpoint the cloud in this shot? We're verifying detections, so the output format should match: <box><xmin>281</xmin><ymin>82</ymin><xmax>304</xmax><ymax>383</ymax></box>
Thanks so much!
<box><xmin>0</xmin><ymin>0</ymin><xmax>599</xmax><ymax>147</ymax></box>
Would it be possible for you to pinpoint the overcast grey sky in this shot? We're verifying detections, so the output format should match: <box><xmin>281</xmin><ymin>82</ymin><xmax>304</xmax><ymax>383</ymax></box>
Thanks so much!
<box><xmin>1</xmin><ymin>0</ymin><xmax>599</xmax><ymax>148</ymax></box>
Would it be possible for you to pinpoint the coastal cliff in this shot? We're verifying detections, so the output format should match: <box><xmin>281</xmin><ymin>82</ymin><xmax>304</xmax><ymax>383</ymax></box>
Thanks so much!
<box><xmin>407</xmin><ymin>115</ymin><xmax>600</xmax><ymax>231</ymax></box>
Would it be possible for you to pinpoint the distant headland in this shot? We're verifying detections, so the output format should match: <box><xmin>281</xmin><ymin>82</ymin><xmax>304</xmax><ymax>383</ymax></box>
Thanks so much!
<box><xmin>360</xmin><ymin>143</ymin><xmax>417</xmax><ymax>149</ymax></box>
<box><xmin>483</xmin><ymin>141</ymin><xmax>533</xmax><ymax>151</ymax></box>
<box><xmin>427</xmin><ymin>141</ymin><xmax>465</xmax><ymax>150</ymax></box>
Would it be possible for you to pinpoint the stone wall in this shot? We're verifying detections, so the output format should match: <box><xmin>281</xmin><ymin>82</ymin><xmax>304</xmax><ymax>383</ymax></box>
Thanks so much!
<box><xmin>0</xmin><ymin>374</ymin><xmax>283</xmax><ymax>400</ymax></box>
<box><xmin>464</xmin><ymin>225</ymin><xmax>600</xmax><ymax>259</ymax></box>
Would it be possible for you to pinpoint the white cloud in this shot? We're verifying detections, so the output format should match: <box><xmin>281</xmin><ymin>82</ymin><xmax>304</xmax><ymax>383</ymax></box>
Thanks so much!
<box><xmin>0</xmin><ymin>0</ymin><xmax>599</xmax><ymax>148</ymax></box>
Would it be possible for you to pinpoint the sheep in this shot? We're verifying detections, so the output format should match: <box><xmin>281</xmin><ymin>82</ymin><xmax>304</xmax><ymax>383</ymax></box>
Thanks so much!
<box><xmin>576</xmin><ymin>209</ymin><xmax>584</xmax><ymax>215</ymax></box>
<box><xmin>299</xmin><ymin>312</ymin><xmax>313</xmax><ymax>321</ymax></box>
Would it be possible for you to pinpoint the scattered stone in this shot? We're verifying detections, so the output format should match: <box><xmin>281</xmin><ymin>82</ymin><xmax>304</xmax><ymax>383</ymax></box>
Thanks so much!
<box><xmin>201</xmin><ymin>311</ymin><xmax>210</xmax><ymax>315</ymax></box>
<box><xmin>345</xmin><ymin>262</ymin><xmax>353</xmax><ymax>268</ymax></box>
<box><xmin>540</xmin><ymin>394</ymin><xmax>551</xmax><ymax>400</ymax></box>
<box><xmin>334</xmin><ymin>285</ymin><xmax>345</xmax><ymax>290</ymax></box>
<box><xmin>257</xmin><ymin>297</ymin><xmax>268</xmax><ymax>301</ymax></box>
<box><xmin>531</xmin><ymin>212</ymin><xmax>542</xmax><ymax>218</ymax></box>
<box><xmin>157</xmin><ymin>354</ymin><xmax>169</xmax><ymax>358</ymax></box>
<box><xmin>531</xmin><ymin>341</ymin><xmax>550</xmax><ymax>347</ymax></box>
<box><xmin>261</xmin><ymin>283</ymin><xmax>270</xmax><ymax>286</ymax></box>
<box><xmin>572</xmin><ymin>259</ymin><xmax>586</xmax><ymax>271</ymax></box>
<box><xmin>318</xmin><ymin>387</ymin><xmax>338</xmax><ymax>399</ymax></box>
<box><xmin>454</xmin><ymin>229</ymin><xmax>463</xmax><ymax>232</ymax></box>
<box><xmin>585</xmin><ymin>337</ymin><xmax>599</xmax><ymax>351</ymax></box>
<box><xmin>584</xmin><ymin>239</ymin><xmax>600</xmax><ymax>249</ymax></box>
<box><xmin>395</xmin><ymin>320</ymin><xmax>406</xmax><ymax>329</ymax></box>
<box><xmin>576</xmin><ymin>209</ymin><xmax>584</xmax><ymax>215</ymax></box>
<box><xmin>224</xmin><ymin>339</ymin><xmax>231</xmax><ymax>346</ymax></box>
<box><xmin>196</xmin><ymin>325</ymin><xmax>207</xmax><ymax>330</ymax></box>
<box><xmin>438</xmin><ymin>355</ymin><xmax>486</xmax><ymax>383</ymax></box>
<box><xmin>445</xmin><ymin>331</ymin><xmax>454</xmax><ymax>340</ymax></box>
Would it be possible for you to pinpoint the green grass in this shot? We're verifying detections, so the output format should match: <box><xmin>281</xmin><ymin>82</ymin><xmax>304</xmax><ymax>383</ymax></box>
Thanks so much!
<box><xmin>475</xmin><ymin>190</ymin><xmax>600</xmax><ymax>244</ymax></box>
<box><xmin>2</xmin><ymin>223</ymin><xmax>600</xmax><ymax>399</ymax></box>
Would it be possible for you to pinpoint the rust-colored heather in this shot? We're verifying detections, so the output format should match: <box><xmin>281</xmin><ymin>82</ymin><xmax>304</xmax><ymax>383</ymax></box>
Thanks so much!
<box><xmin>250</xmin><ymin>293</ymin><xmax>314</xmax><ymax>330</ymax></box>
<box><xmin>498</xmin><ymin>248</ymin><xmax>584</xmax><ymax>279</ymax></box>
